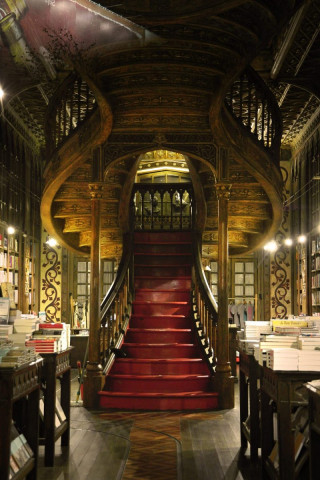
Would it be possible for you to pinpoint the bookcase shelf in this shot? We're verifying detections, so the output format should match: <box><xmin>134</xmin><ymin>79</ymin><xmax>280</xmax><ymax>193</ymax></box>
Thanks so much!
<box><xmin>261</xmin><ymin>367</ymin><xmax>320</xmax><ymax>479</ymax></box>
<box><xmin>306</xmin><ymin>380</ymin><xmax>320</xmax><ymax>480</ymax></box>
<box><xmin>0</xmin><ymin>223</ymin><xmax>39</xmax><ymax>315</ymax></box>
<box><xmin>0</xmin><ymin>359</ymin><xmax>43</xmax><ymax>480</ymax></box>
<box><xmin>239</xmin><ymin>350</ymin><xmax>261</xmax><ymax>461</ymax></box>
<box><xmin>39</xmin><ymin>348</ymin><xmax>73</xmax><ymax>467</ymax></box>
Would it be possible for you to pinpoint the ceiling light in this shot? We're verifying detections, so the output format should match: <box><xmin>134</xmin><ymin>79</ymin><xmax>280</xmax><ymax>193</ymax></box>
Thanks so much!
<box><xmin>284</xmin><ymin>238</ymin><xmax>293</xmax><ymax>246</ymax></box>
<box><xmin>297</xmin><ymin>235</ymin><xmax>306</xmax><ymax>244</ymax></box>
<box><xmin>46</xmin><ymin>237</ymin><xmax>58</xmax><ymax>247</ymax></box>
<box><xmin>264</xmin><ymin>241</ymin><xmax>277</xmax><ymax>252</ymax></box>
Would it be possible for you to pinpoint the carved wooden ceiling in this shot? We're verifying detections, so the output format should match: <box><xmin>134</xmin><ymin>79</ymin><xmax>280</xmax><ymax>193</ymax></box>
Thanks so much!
<box><xmin>1</xmin><ymin>0</ymin><xmax>319</xmax><ymax>259</ymax></box>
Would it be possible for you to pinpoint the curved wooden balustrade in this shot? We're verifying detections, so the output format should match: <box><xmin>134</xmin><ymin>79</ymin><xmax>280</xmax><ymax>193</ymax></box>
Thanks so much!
<box><xmin>100</xmin><ymin>232</ymin><xmax>134</xmax><ymax>369</ymax></box>
<box><xmin>225</xmin><ymin>66</ymin><xmax>282</xmax><ymax>164</ymax></box>
<box><xmin>45</xmin><ymin>73</ymin><xmax>97</xmax><ymax>155</ymax></box>
<box><xmin>191</xmin><ymin>232</ymin><xmax>218</xmax><ymax>372</ymax></box>
<box><xmin>132</xmin><ymin>183</ymin><xmax>194</xmax><ymax>231</ymax></box>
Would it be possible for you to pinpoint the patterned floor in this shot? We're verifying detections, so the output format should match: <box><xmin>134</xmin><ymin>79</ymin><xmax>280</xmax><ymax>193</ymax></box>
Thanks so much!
<box><xmin>37</xmin><ymin>370</ymin><xmax>261</xmax><ymax>480</ymax></box>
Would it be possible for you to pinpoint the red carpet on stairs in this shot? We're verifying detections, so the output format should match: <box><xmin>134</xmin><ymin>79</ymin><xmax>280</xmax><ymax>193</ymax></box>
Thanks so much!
<box><xmin>99</xmin><ymin>231</ymin><xmax>218</xmax><ymax>410</ymax></box>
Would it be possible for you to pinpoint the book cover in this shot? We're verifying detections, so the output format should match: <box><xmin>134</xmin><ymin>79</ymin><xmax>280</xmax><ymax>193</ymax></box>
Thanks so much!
<box><xmin>55</xmin><ymin>397</ymin><xmax>67</xmax><ymax>422</ymax></box>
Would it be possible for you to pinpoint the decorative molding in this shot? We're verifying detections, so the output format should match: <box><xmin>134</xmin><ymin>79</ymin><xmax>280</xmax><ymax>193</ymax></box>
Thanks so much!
<box><xmin>88</xmin><ymin>182</ymin><xmax>104</xmax><ymax>199</ymax></box>
<box><xmin>40</xmin><ymin>229</ymin><xmax>61</xmax><ymax>322</ymax></box>
<box><xmin>270</xmin><ymin>162</ymin><xmax>291</xmax><ymax>318</ymax></box>
<box><xmin>215</xmin><ymin>182</ymin><xmax>232</xmax><ymax>200</ymax></box>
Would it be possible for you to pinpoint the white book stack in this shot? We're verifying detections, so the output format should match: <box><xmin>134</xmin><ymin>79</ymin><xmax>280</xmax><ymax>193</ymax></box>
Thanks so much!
<box><xmin>13</xmin><ymin>315</ymin><xmax>40</xmax><ymax>334</ymax></box>
<box><xmin>298</xmin><ymin>350</ymin><xmax>320</xmax><ymax>371</ymax></box>
<box><xmin>244</xmin><ymin>321</ymin><xmax>272</xmax><ymax>339</ymax></box>
<box><xmin>267</xmin><ymin>348</ymin><xmax>299</xmax><ymax>371</ymax></box>
<box><xmin>238</xmin><ymin>339</ymin><xmax>258</xmax><ymax>354</ymax></box>
<box><xmin>298</xmin><ymin>336</ymin><xmax>320</xmax><ymax>350</ymax></box>
<box><xmin>255</xmin><ymin>335</ymin><xmax>299</xmax><ymax>365</ymax></box>
<box><xmin>0</xmin><ymin>324</ymin><xmax>14</xmax><ymax>339</ymax></box>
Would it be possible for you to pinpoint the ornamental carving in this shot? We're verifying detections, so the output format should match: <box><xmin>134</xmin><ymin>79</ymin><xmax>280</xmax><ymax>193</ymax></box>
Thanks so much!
<box><xmin>270</xmin><ymin>162</ymin><xmax>291</xmax><ymax>318</ymax></box>
<box><xmin>40</xmin><ymin>231</ymin><xmax>61</xmax><ymax>322</ymax></box>
<box><xmin>215</xmin><ymin>182</ymin><xmax>232</xmax><ymax>200</ymax></box>
<box><xmin>88</xmin><ymin>183</ymin><xmax>104</xmax><ymax>199</ymax></box>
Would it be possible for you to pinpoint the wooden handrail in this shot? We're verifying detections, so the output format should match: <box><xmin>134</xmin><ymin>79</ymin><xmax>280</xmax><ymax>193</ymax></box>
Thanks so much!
<box><xmin>99</xmin><ymin>231</ymin><xmax>134</xmax><ymax>367</ymax></box>
<box><xmin>191</xmin><ymin>231</ymin><xmax>218</xmax><ymax>371</ymax></box>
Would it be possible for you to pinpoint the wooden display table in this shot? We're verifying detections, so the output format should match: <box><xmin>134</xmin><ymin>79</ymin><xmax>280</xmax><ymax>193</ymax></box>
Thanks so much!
<box><xmin>306</xmin><ymin>379</ymin><xmax>320</xmax><ymax>480</ymax></box>
<box><xmin>261</xmin><ymin>367</ymin><xmax>320</xmax><ymax>479</ymax></box>
<box><xmin>0</xmin><ymin>359</ymin><xmax>43</xmax><ymax>480</ymax></box>
<box><xmin>39</xmin><ymin>348</ymin><xmax>73</xmax><ymax>467</ymax></box>
<box><xmin>239</xmin><ymin>350</ymin><xmax>261</xmax><ymax>461</ymax></box>
<box><xmin>229</xmin><ymin>326</ymin><xmax>238</xmax><ymax>380</ymax></box>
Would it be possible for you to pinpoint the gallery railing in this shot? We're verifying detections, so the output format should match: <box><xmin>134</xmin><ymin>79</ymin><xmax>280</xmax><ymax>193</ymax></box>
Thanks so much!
<box><xmin>45</xmin><ymin>73</ymin><xmax>97</xmax><ymax>153</ymax></box>
<box><xmin>225</xmin><ymin>66</ymin><xmax>282</xmax><ymax>164</ymax></box>
<box><xmin>132</xmin><ymin>183</ymin><xmax>194</xmax><ymax>231</ymax></box>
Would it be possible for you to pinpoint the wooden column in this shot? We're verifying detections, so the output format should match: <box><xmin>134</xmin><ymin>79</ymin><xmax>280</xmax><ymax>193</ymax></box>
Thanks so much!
<box><xmin>83</xmin><ymin>149</ymin><xmax>104</xmax><ymax>408</ymax></box>
<box><xmin>212</xmin><ymin>177</ymin><xmax>234</xmax><ymax>408</ymax></box>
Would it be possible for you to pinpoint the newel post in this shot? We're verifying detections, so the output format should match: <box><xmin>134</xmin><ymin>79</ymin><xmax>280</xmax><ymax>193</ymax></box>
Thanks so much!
<box><xmin>83</xmin><ymin>147</ymin><xmax>104</xmax><ymax>408</ymax></box>
<box><xmin>212</xmin><ymin>148</ymin><xmax>234</xmax><ymax>409</ymax></box>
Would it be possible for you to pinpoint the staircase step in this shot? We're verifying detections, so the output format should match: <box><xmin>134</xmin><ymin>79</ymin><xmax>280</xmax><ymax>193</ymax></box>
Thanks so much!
<box><xmin>133</xmin><ymin>301</ymin><xmax>191</xmax><ymax>316</ymax></box>
<box><xmin>134</xmin><ymin>265</ymin><xmax>191</xmax><ymax>277</ymax></box>
<box><xmin>104</xmin><ymin>374</ymin><xmax>210</xmax><ymax>393</ymax></box>
<box><xmin>134</xmin><ymin>276</ymin><xmax>191</xmax><ymax>290</ymax></box>
<box><xmin>125</xmin><ymin>328</ymin><xmax>193</xmax><ymax>344</ymax></box>
<box><xmin>122</xmin><ymin>343</ymin><xmax>200</xmax><ymax>358</ymax></box>
<box><xmin>134</xmin><ymin>231</ymin><xmax>192</xmax><ymax>243</ymax></box>
<box><xmin>101</xmin><ymin>230</ymin><xmax>217</xmax><ymax>412</ymax></box>
<box><xmin>110</xmin><ymin>358</ymin><xmax>210</xmax><ymax>375</ymax></box>
<box><xmin>134</xmin><ymin>290</ymin><xmax>190</xmax><ymax>302</ymax></box>
<box><xmin>98</xmin><ymin>391</ymin><xmax>219</xmax><ymax>411</ymax></box>
<box><xmin>134</xmin><ymin>253</ymin><xmax>192</xmax><ymax>266</ymax></box>
<box><xmin>134</xmin><ymin>243</ymin><xmax>192</xmax><ymax>255</ymax></box>
<box><xmin>130</xmin><ymin>314</ymin><xmax>191</xmax><ymax>329</ymax></box>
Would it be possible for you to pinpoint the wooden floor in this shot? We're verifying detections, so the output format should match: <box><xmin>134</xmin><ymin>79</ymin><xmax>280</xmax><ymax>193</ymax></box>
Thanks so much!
<box><xmin>37</xmin><ymin>370</ymin><xmax>261</xmax><ymax>480</ymax></box>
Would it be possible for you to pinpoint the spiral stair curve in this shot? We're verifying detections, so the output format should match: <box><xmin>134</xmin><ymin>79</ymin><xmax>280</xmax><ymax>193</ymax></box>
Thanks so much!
<box><xmin>40</xmin><ymin>1</ymin><xmax>297</xmax><ymax>262</ymax></box>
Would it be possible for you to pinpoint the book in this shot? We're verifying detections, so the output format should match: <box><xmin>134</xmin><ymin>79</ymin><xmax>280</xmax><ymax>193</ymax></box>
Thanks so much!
<box><xmin>55</xmin><ymin>397</ymin><xmax>66</xmax><ymax>423</ymax></box>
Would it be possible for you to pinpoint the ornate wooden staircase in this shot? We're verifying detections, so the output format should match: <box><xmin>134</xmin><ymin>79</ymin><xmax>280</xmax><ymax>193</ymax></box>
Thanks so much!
<box><xmin>98</xmin><ymin>231</ymin><xmax>218</xmax><ymax>410</ymax></box>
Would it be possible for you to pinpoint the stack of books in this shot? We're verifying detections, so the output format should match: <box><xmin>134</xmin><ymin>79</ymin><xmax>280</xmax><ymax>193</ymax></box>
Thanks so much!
<box><xmin>0</xmin><ymin>324</ymin><xmax>13</xmax><ymax>339</ymax></box>
<box><xmin>266</xmin><ymin>348</ymin><xmax>299</xmax><ymax>370</ymax></box>
<box><xmin>0</xmin><ymin>346</ymin><xmax>38</xmax><ymax>368</ymax></box>
<box><xmin>25</xmin><ymin>322</ymin><xmax>70</xmax><ymax>353</ymax></box>
<box><xmin>298</xmin><ymin>336</ymin><xmax>320</xmax><ymax>350</ymax></box>
<box><xmin>10</xmin><ymin>423</ymin><xmax>34</xmax><ymax>477</ymax></box>
<box><xmin>244</xmin><ymin>320</ymin><xmax>272</xmax><ymax>339</ymax></box>
<box><xmin>255</xmin><ymin>335</ymin><xmax>299</xmax><ymax>365</ymax></box>
<box><xmin>13</xmin><ymin>314</ymin><xmax>40</xmax><ymax>334</ymax></box>
<box><xmin>298</xmin><ymin>350</ymin><xmax>320</xmax><ymax>371</ymax></box>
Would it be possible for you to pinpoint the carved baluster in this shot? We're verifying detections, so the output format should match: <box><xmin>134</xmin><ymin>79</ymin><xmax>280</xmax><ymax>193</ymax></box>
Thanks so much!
<box><xmin>239</xmin><ymin>75</ymin><xmax>243</xmax><ymax>121</ymax></box>
<box><xmin>119</xmin><ymin>291</ymin><xmax>124</xmax><ymax>333</ymax></box>
<box><xmin>254</xmin><ymin>91</ymin><xmax>259</xmax><ymax>136</ymax></box>
<box><xmin>142</xmin><ymin>191</ymin><xmax>145</xmax><ymax>230</ymax></box>
<box><xmin>248</xmin><ymin>76</ymin><xmax>252</xmax><ymax>130</ymax></box>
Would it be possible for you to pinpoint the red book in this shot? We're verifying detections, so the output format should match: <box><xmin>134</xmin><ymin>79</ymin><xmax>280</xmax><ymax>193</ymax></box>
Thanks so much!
<box><xmin>38</xmin><ymin>323</ymin><xmax>63</xmax><ymax>329</ymax></box>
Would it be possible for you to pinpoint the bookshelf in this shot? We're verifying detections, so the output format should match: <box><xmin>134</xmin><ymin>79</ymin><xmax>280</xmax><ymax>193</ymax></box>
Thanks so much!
<box><xmin>261</xmin><ymin>367</ymin><xmax>320</xmax><ymax>479</ymax></box>
<box><xmin>311</xmin><ymin>235</ymin><xmax>320</xmax><ymax>314</ymax></box>
<box><xmin>306</xmin><ymin>380</ymin><xmax>320</xmax><ymax>480</ymax></box>
<box><xmin>39</xmin><ymin>348</ymin><xmax>73</xmax><ymax>466</ymax></box>
<box><xmin>0</xmin><ymin>224</ymin><xmax>39</xmax><ymax>315</ymax></box>
<box><xmin>239</xmin><ymin>350</ymin><xmax>261</xmax><ymax>461</ymax></box>
<box><xmin>0</xmin><ymin>359</ymin><xmax>43</xmax><ymax>480</ymax></box>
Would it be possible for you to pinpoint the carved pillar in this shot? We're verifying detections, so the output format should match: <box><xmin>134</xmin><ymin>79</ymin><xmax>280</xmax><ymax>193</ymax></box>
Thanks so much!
<box><xmin>83</xmin><ymin>149</ymin><xmax>104</xmax><ymax>408</ymax></box>
<box><xmin>212</xmin><ymin>181</ymin><xmax>234</xmax><ymax>409</ymax></box>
